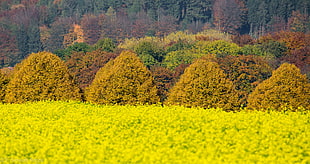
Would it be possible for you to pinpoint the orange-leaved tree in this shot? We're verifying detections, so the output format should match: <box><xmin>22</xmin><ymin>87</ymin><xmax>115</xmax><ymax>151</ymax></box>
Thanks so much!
<box><xmin>165</xmin><ymin>58</ymin><xmax>240</xmax><ymax>111</ymax></box>
<box><xmin>247</xmin><ymin>63</ymin><xmax>310</xmax><ymax>111</ymax></box>
<box><xmin>5</xmin><ymin>52</ymin><xmax>82</xmax><ymax>103</ymax></box>
<box><xmin>86</xmin><ymin>50</ymin><xmax>159</xmax><ymax>105</ymax></box>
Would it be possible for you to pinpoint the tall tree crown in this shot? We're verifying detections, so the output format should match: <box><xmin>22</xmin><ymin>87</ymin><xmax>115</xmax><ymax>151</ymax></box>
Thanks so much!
<box><xmin>165</xmin><ymin>58</ymin><xmax>240</xmax><ymax>111</ymax></box>
<box><xmin>86</xmin><ymin>50</ymin><xmax>159</xmax><ymax>105</ymax></box>
<box><xmin>5</xmin><ymin>51</ymin><xmax>81</xmax><ymax>103</ymax></box>
<box><xmin>247</xmin><ymin>63</ymin><xmax>310</xmax><ymax>111</ymax></box>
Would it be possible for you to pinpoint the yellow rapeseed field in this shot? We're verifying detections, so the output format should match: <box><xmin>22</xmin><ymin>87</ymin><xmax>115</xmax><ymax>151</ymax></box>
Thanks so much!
<box><xmin>0</xmin><ymin>101</ymin><xmax>309</xmax><ymax>163</ymax></box>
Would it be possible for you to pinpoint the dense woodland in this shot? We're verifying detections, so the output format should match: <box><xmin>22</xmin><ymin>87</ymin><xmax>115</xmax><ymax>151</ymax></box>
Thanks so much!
<box><xmin>0</xmin><ymin>0</ymin><xmax>309</xmax><ymax>68</ymax></box>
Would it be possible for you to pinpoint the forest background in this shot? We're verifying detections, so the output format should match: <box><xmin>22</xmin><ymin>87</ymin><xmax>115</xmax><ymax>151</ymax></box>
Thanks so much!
<box><xmin>0</xmin><ymin>0</ymin><xmax>309</xmax><ymax>68</ymax></box>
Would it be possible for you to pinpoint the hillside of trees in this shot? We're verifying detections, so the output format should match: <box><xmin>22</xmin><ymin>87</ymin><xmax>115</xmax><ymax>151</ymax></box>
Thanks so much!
<box><xmin>0</xmin><ymin>0</ymin><xmax>309</xmax><ymax>68</ymax></box>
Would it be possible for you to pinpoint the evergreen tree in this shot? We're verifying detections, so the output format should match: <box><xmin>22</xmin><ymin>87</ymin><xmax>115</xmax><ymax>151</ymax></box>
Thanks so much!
<box><xmin>247</xmin><ymin>63</ymin><xmax>310</xmax><ymax>111</ymax></box>
<box><xmin>86</xmin><ymin>50</ymin><xmax>159</xmax><ymax>105</ymax></box>
<box><xmin>165</xmin><ymin>59</ymin><xmax>240</xmax><ymax>111</ymax></box>
<box><xmin>5</xmin><ymin>52</ymin><xmax>81</xmax><ymax>103</ymax></box>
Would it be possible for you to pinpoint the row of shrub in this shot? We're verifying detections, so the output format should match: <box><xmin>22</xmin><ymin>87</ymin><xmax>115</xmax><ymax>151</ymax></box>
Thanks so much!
<box><xmin>49</xmin><ymin>30</ymin><xmax>309</xmax><ymax>106</ymax></box>
<box><xmin>0</xmin><ymin>51</ymin><xmax>309</xmax><ymax>111</ymax></box>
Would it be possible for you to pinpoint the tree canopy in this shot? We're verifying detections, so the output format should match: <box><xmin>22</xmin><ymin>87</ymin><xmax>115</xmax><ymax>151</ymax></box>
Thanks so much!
<box><xmin>247</xmin><ymin>63</ymin><xmax>310</xmax><ymax>111</ymax></box>
<box><xmin>0</xmin><ymin>0</ymin><xmax>308</xmax><ymax>68</ymax></box>
<box><xmin>86</xmin><ymin>50</ymin><xmax>159</xmax><ymax>105</ymax></box>
<box><xmin>165</xmin><ymin>58</ymin><xmax>240</xmax><ymax>111</ymax></box>
<box><xmin>5</xmin><ymin>52</ymin><xmax>82</xmax><ymax>103</ymax></box>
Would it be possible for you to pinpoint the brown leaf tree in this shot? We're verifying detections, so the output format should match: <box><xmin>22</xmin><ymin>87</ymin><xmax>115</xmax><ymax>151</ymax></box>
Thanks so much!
<box><xmin>66</xmin><ymin>50</ymin><xmax>118</xmax><ymax>89</ymax></box>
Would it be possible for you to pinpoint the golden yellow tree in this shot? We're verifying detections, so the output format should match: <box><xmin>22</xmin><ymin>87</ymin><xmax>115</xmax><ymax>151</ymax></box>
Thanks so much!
<box><xmin>165</xmin><ymin>59</ymin><xmax>240</xmax><ymax>111</ymax></box>
<box><xmin>247</xmin><ymin>63</ymin><xmax>310</xmax><ymax>111</ymax></box>
<box><xmin>5</xmin><ymin>52</ymin><xmax>82</xmax><ymax>103</ymax></box>
<box><xmin>86</xmin><ymin>51</ymin><xmax>159</xmax><ymax>105</ymax></box>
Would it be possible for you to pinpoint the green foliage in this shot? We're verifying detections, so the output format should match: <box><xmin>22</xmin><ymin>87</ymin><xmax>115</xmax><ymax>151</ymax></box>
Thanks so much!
<box><xmin>163</xmin><ymin>40</ymin><xmax>236</xmax><ymax>70</ymax></box>
<box><xmin>166</xmin><ymin>40</ymin><xmax>195</xmax><ymax>53</ymax></box>
<box><xmin>163</xmin><ymin>50</ymin><xmax>208</xmax><ymax>70</ymax></box>
<box><xmin>86</xmin><ymin>50</ymin><xmax>159</xmax><ymax>105</ymax></box>
<box><xmin>0</xmin><ymin>71</ymin><xmax>9</xmax><ymax>103</ymax></box>
<box><xmin>241</xmin><ymin>40</ymin><xmax>288</xmax><ymax>59</ymax></box>
<box><xmin>247</xmin><ymin>63</ymin><xmax>310</xmax><ymax>111</ymax></box>
<box><xmin>93</xmin><ymin>38</ymin><xmax>116</xmax><ymax>52</ymax></box>
<box><xmin>138</xmin><ymin>53</ymin><xmax>158</xmax><ymax>68</ymax></box>
<box><xmin>55</xmin><ymin>42</ymin><xmax>93</xmax><ymax>60</ymax></box>
<box><xmin>118</xmin><ymin>30</ymin><xmax>231</xmax><ymax>52</ymax></box>
<box><xmin>66</xmin><ymin>42</ymin><xmax>92</xmax><ymax>53</ymax></box>
<box><xmin>241</xmin><ymin>45</ymin><xmax>268</xmax><ymax>56</ymax></box>
<box><xmin>260</xmin><ymin>41</ymin><xmax>288</xmax><ymax>58</ymax></box>
<box><xmin>5</xmin><ymin>52</ymin><xmax>82</xmax><ymax>103</ymax></box>
<box><xmin>165</xmin><ymin>59</ymin><xmax>240</xmax><ymax>111</ymax></box>
<box><xmin>1</xmin><ymin>101</ymin><xmax>309</xmax><ymax>163</ymax></box>
<box><xmin>194</xmin><ymin>40</ymin><xmax>241</xmax><ymax>57</ymax></box>
<box><xmin>134</xmin><ymin>41</ymin><xmax>166</xmax><ymax>67</ymax></box>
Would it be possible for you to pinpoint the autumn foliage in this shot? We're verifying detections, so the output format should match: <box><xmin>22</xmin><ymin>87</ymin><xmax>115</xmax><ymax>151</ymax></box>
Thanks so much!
<box><xmin>218</xmin><ymin>55</ymin><xmax>273</xmax><ymax>106</ymax></box>
<box><xmin>165</xmin><ymin>59</ymin><xmax>240</xmax><ymax>111</ymax></box>
<box><xmin>5</xmin><ymin>52</ymin><xmax>82</xmax><ymax>103</ymax></box>
<box><xmin>0</xmin><ymin>71</ymin><xmax>9</xmax><ymax>103</ymax></box>
<box><xmin>65</xmin><ymin>50</ymin><xmax>118</xmax><ymax>89</ymax></box>
<box><xmin>150</xmin><ymin>66</ymin><xmax>175</xmax><ymax>102</ymax></box>
<box><xmin>247</xmin><ymin>63</ymin><xmax>310</xmax><ymax>111</ymax></box>
<box><xmin>86</xmin><ymin>51</ymin><xmax>159</xmax><ymax>105</ymax></box>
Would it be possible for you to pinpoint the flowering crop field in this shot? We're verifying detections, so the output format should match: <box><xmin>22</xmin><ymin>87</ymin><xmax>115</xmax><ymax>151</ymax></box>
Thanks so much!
<box><xmin>0</xmin><ymin>101</ymin><xmax>309</xmax><ymax>163</ymax></box>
